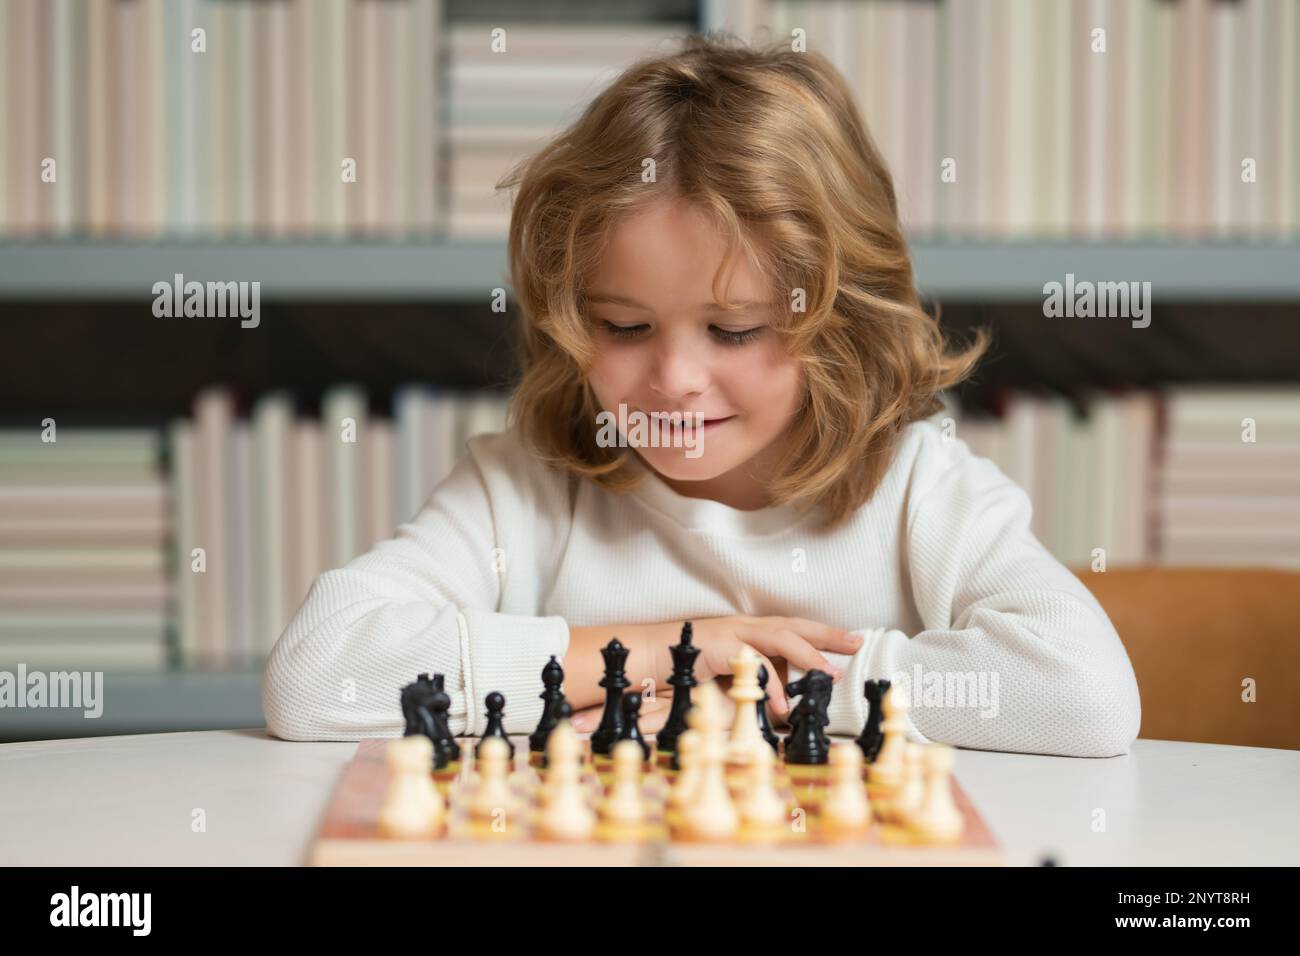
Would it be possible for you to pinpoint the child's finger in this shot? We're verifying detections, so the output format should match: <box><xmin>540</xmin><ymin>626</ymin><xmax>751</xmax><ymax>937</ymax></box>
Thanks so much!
<box><xmin>782</xmin><ymin>617</ymin><xmax>860</xmax><ymax>653</ymax></box>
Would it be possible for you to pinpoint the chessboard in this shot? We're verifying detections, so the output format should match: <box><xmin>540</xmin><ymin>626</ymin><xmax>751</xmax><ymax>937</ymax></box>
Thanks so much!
<box><xmin>308</xmin><ymin>734</ymin><xmax>1001</xmax><ymax>866</ymax></box>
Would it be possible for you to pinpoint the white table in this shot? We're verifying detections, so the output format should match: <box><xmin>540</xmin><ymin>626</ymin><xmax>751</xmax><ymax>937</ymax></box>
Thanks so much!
<box><xmin>1</xmin><ymin>730</ymin><xmax>1296</xmax><ymax>866</ymax></box>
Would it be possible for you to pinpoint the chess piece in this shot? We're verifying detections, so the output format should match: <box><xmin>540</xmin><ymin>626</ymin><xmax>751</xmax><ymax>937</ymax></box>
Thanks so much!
<box><xmin>424</xmin><ymin>674</ymin><xmax>460</xmax><ymax>766</ymax></box>
<box><xmin>819</xmin><ymin>742</ymin><xmax>871</xmax><ymax>840</ymax></box>
<box><xmin>469</xmin><ymin>735</ymin><xmax>516</xmax><ymax>828</ymax></box>
<box><xmin>886</xmin><ymin>742</ymin><xmax>925</xmax><ymax>824</ymax></box>
<box><xmin>667</xmin><ymin>729</ymin><xmax>702</xmax><ymax>813</ymax></box>
<box><xmin>756</xmin><ymin>664</ymin><xmax>780</xmax><ymax>754</ymax></box>
<box><xmin>855</xmin><ymin>678</ymin><xmax>891</xmax><ymax>763</ymax></box>
<box><xmin>680</xmin><ymin>682</ymin><xmax>739</xmax><ymax>841</ymax></box>
<box><xmin>529</xmin><ymin>656</ymin><xmax>567</xmax><ymax>757</ymax></box>
<box><xmin>541</xmin><ymin>700</ymin><xmax>573</xmax><ymax>769</ymax></box>
<box><xmin>590</xmin><ymin>639</ymin><xmax>630</xmax><ymax>757</ymax></box>
<box><xmin>599</xmin><ymin>740</ymin><xmax>648</xmax><ymax>832</ymax></box>
<box><xmin>867</xmin><ymin>684</ymin><xmax>908</xmax><ymax>790</ymax></box>
<box><xmin>536</xmin><ymin>719</ymin><xmax>596</xmax><ymax>841</ymax></box>
<box><xmin>782</xmin><ymin>670</ymin><xmax>834</xmax><ymax>765</ymax></box>
<box><xmin>736</xmin><ymin>739</ymin><xmax>787</xmax><ymax>843</ymax></box>
<box><xmin>617</xmin><ymin>690</ymin><xmax>651</xmax><ymax>760</ymax></box>
<box><xmin>656</xmin><ymin>622</ymin><xmax>699</xmax><ymax>758</ymax></box>
<box><xmin>725</xmin><ymin>645</ymin><xmax>768</xmax><ymax>769</ymax></box>
<box><xmin>377</xmin><ymin>735</ymin><xmax>446</xmax><ymax>839</ymax></box>
<box><xmin>906</xmin><ymin>744</ymin><xmax>964</xmax><ymax>844</ymax></box>
<box><xmin>476</xmin><ymin>691</ymin><xmax>514</xmax><ymax>759</ymax></box>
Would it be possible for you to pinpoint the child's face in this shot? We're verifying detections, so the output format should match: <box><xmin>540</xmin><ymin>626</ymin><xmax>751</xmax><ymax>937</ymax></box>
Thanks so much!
<box><xmin>584</xmin><ymin>199</ymin><xmax>804</xmax><ymax>509</ymax></box>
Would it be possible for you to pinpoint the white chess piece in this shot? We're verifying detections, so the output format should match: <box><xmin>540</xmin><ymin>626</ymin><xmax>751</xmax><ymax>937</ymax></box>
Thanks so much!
<box><xmin>888</xmin><ymin>741</ymin><xmax>925</xmax><ymax>824</ymax></box>
<box><xmin>736</xmin><ymin>740</ymin><xmax>786</xmax><ymax>838</ymax></box>
<box><xmin>908</xmin><ymin>744</ymin><xmax>964</xmax><ymax>844</ymax></box>
<box><xmin>667</xmin><ymin>729</ymin><xmax>702</xmax><ymax>813</ymax></box>
<box><xmin>868</xmin><ymin>685</ymin><xmax>909</xmax><ymax>790</ymax></box>
<box><xmin>681</xmin><ymin>681</ymin><xmax>739</xmax><ymax>841</ymax></box>
<box><xmin>600</xmin><ymin>739</ymin><xmax>648</xmax><ymax>829</ymax></box>
<box><xmin>725</xmin><ymin>645</ymin><xmax>768</xmax><ymax>770</ymax></box>
<box><xmin>469</xmin><ymin>735</ymin><xmax>516</xmax><ymax>827</ymax></box>
<box><xmin>537</xmin><ymin>720</ymin><xmax>596</xmax><ymax>841</ymax></box>
<box><xmin>819</xmin><ymin>742</ymin><xmax>871</xmax><ymax>837</ymax></box>
<box><xmin>377</xmin><ymin>735</ymin><xmax>445</xmax><ymax>839</ymax></box>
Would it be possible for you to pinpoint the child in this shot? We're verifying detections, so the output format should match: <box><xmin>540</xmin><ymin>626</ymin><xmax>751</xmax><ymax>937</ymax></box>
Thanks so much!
<box><xmin>263</xmin><ymin>35</ymin><xmax>1140</xmax><ymax>758</ymax></box>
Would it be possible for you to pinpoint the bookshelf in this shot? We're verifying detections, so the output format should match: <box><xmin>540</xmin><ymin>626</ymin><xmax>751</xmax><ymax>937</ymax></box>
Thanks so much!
<box><xmin>2</xmin><ymin>239</ymin><xmax>1299</xmax><ymax>301</ymax></box>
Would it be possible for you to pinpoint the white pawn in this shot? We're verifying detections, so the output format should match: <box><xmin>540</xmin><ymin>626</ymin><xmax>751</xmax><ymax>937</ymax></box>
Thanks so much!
<box><xmin>820</xmin><ymin>742</ymin><xmax>871</xmax><ymax>839</ymax></box>
<box><xmin>888</xmin><ymin>742</ymin><xmax>925</xmax><ymax>824</ymax></box>
<box><xmin>599</xmin><ymin>739</ymin><xmax>648</xmax><ymax>830</ymax></box>
<box><xmin>868</xmin><ymin>685</ymin><xmax>909</xmax><ymax>790</ymax></box>
<box><xmin>469</xmin><ymin>735</ymin><xmax>516</xmax><ymax>828</ymax></box>
<box><xmin>377</xmin><ymin>735</ymin><xmax>446</xmax><ymax>839</ymax></box>
<box><xmin>725</xmin><ymin>645</ymin><xmax>768</xmax><ymax>770</ymax></box>
<box><xmin>681</xmin><ymin>681</ymin><xmax>739</xmax><ymax>841</ymax></box>
<box><xmin>667</xmin><ymin>729</ymin><xmax>702</xmax><ymax>813</ymax></box>
<box><xmin>909</xmin><ymin>744</ymin><xmax>964</xmax><ymax>844</ymax></box>
<box><xmin>736</xmin><ymin>742</ymin><xmax>786</xmax><ymax>840</ymax></box>
<box><xmin>537</xmin><ymin>720</ymin><xmax>596</xmax><ymax>841</ymax></box>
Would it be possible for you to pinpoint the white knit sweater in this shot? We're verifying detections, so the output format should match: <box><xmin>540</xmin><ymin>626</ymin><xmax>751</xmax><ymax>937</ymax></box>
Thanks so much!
<box><xmin>262</xmin><ymin>421</ymin><xmax>1141</xmax><ymax>757</ymax></box>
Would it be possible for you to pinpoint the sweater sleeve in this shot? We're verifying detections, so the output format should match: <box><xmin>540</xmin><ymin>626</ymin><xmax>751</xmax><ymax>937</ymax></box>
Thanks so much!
<box><xmin>796</xmin><ymin>438</ymin><xmax>1142</xmax><ymax>757</ymax></box>
<box><xmin>261</xmin><ymin>438</ymin><xmax>571</xmax><ymax>741</ymax></box>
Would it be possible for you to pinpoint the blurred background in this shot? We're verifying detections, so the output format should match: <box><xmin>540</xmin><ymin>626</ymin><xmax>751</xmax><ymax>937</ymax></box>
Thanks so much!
<box><xmin>1</xmin><ymin>0</ymin><xmax>1298</xmax><ymax>745</ymax></box>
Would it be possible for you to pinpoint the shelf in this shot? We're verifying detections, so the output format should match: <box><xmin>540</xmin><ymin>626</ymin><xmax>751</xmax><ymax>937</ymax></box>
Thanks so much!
<box><xmin>0</xmin><ymin>239</ymin><xmax>511</xmax><ymax>301</ymax></box>
<box><xmin>2</xmin><ymin>239</ymin><xmax>1299</xmax><ymax>301</ymax></box>
<box><xmin>0</xmin><ymin>670</ymin><xmax>265</xmax><ymax>742</ymax></box>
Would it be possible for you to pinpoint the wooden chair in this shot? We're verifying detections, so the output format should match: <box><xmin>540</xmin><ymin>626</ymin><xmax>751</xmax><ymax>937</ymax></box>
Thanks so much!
<box><xmin>1071</xmin><ymin>566</ymin><xmax>1300</xmax><ymax>750</ymax></box>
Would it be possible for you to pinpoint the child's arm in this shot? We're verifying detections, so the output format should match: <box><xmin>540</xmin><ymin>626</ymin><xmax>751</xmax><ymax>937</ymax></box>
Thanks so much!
<box><xmin>261</xmin><ymin>435</ymin><xmax>570</xmax><ymax>741</ymax></box>
<box><xmin>795</xmin><ymin>438</ymin><xmax>1142</xmax><ymax>758</ymax></box>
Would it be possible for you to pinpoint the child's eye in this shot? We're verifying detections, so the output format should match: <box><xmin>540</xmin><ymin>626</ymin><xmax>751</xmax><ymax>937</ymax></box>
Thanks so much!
<box><xmin>711</xmin><ymin>325</ymin><xmax>764</xmax><ymax>346</ymax></box>
<box><xmin>597</xmin><ymin>320</ymin><xmax>648</xmax><ymax>339</ymax></box>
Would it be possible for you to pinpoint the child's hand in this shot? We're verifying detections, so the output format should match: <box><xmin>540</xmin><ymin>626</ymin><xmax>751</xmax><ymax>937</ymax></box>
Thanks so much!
<box><xmin>691</xmin><ymin>615</ymin><xmax>861</xmax><ymax>717</ymax></box>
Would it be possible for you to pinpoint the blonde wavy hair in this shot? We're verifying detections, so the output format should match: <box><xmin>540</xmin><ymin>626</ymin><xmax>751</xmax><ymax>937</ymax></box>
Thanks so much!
<box><xmin>501</xmin><ymin>32</ymin><xmax>988</xmax><ymax>529</ymax></box>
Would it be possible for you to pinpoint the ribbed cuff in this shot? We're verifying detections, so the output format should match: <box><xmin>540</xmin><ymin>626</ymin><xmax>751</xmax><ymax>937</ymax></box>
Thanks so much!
<box><xmin>459</xmin><ymin>609</ymin><xmax>571</xmax><ymax>735</ymax></box>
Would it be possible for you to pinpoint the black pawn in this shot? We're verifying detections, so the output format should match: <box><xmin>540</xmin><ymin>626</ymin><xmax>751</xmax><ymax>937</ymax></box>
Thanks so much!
<box><xmin>756</xmin><ymin>664</ymin><xmax>780</xmax><ymax>754</ymax></box>
<box><xmin>656</xmin><ymin>622</ymin><xmax>699</xmax><ymax>756</ymax></box>
<box><xmin>855</xmin><ymin>678</ymin><xmax>891</xmax><ymax>763</ymax></box>
<box><xmin>529</xmin><ymin>655</ymin><xmax>567</xmax><ymax>754</ymax></box>
<box><xmin>783</xmin><ymin>670</ymin><xmax>832</xmax><ymax>765</ymax></box>
<box><xmin>617</xmin><ymin>691</ymin><xmax>651</xmax><ymax>760</ymax></box>
<box><xmin>426</xmin><ymin>673</ymin><xmax>459</xmax><ymax>765</ymax></box>
<box><xmin>590</xmin><ymin>638</ymin><xmax>631</xmax><ymax>756</ymax></box>
<box><xmin>476</xmin><ymin>691</ymin><xmax>514</xmax><ymax>759</ymax></box>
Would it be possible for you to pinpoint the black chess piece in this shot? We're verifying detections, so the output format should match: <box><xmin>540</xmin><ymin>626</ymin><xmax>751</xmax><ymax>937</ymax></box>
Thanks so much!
<box><xmin>855</xmin><ymin>678</ymin><xmax>892</xmax><ymax>763</ymax></box>
<box><xmin>529</xmin><ymin>655</ymin><xmax>567</xmax><ymax>755</ymax></box>
<box><xmin>426</xmin><ymin>673</ymin><xmax>459</xmax><ymax>766</ymax></box>
<box><xmin>400</xmin><ymin>679</ymin><xmax>433</xmax><ymax>739</ymax></box>
<box><xmin>792</xmin><ymin>669</ymin><xmax>834</xmax><ymax>728</ymax></box>
<box><xmin>656</xmin><ymin>622</ymin><xmax>699</xmax><ymax>756</ymax></box>
<box><xmin>476</xmin><ymin>690</ymin><xmax>514</xmax><ymax>758</ymax></box>
<box><xmin>617</xmin><ymin>690</ymin><xmax>651</xmax><ymax>760</ymax></box>
<box><xmin>590</xmin><ymin>638</ymin><xmax>631</xmax><ymax>756</ymax></box>
<box><xmin>783</xmin><ymin>670</ymin><xmax>833</xmax><ymax>765</ymax></box>
<box><xmin>756</xmin><ymin>664</ymin><xmax>780</xmax><ymax>754</ymax></box>
<box><xmin>402</xmin><ymin>674</ymin><xmax>455</xmax><ymax>769</ymax></box>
